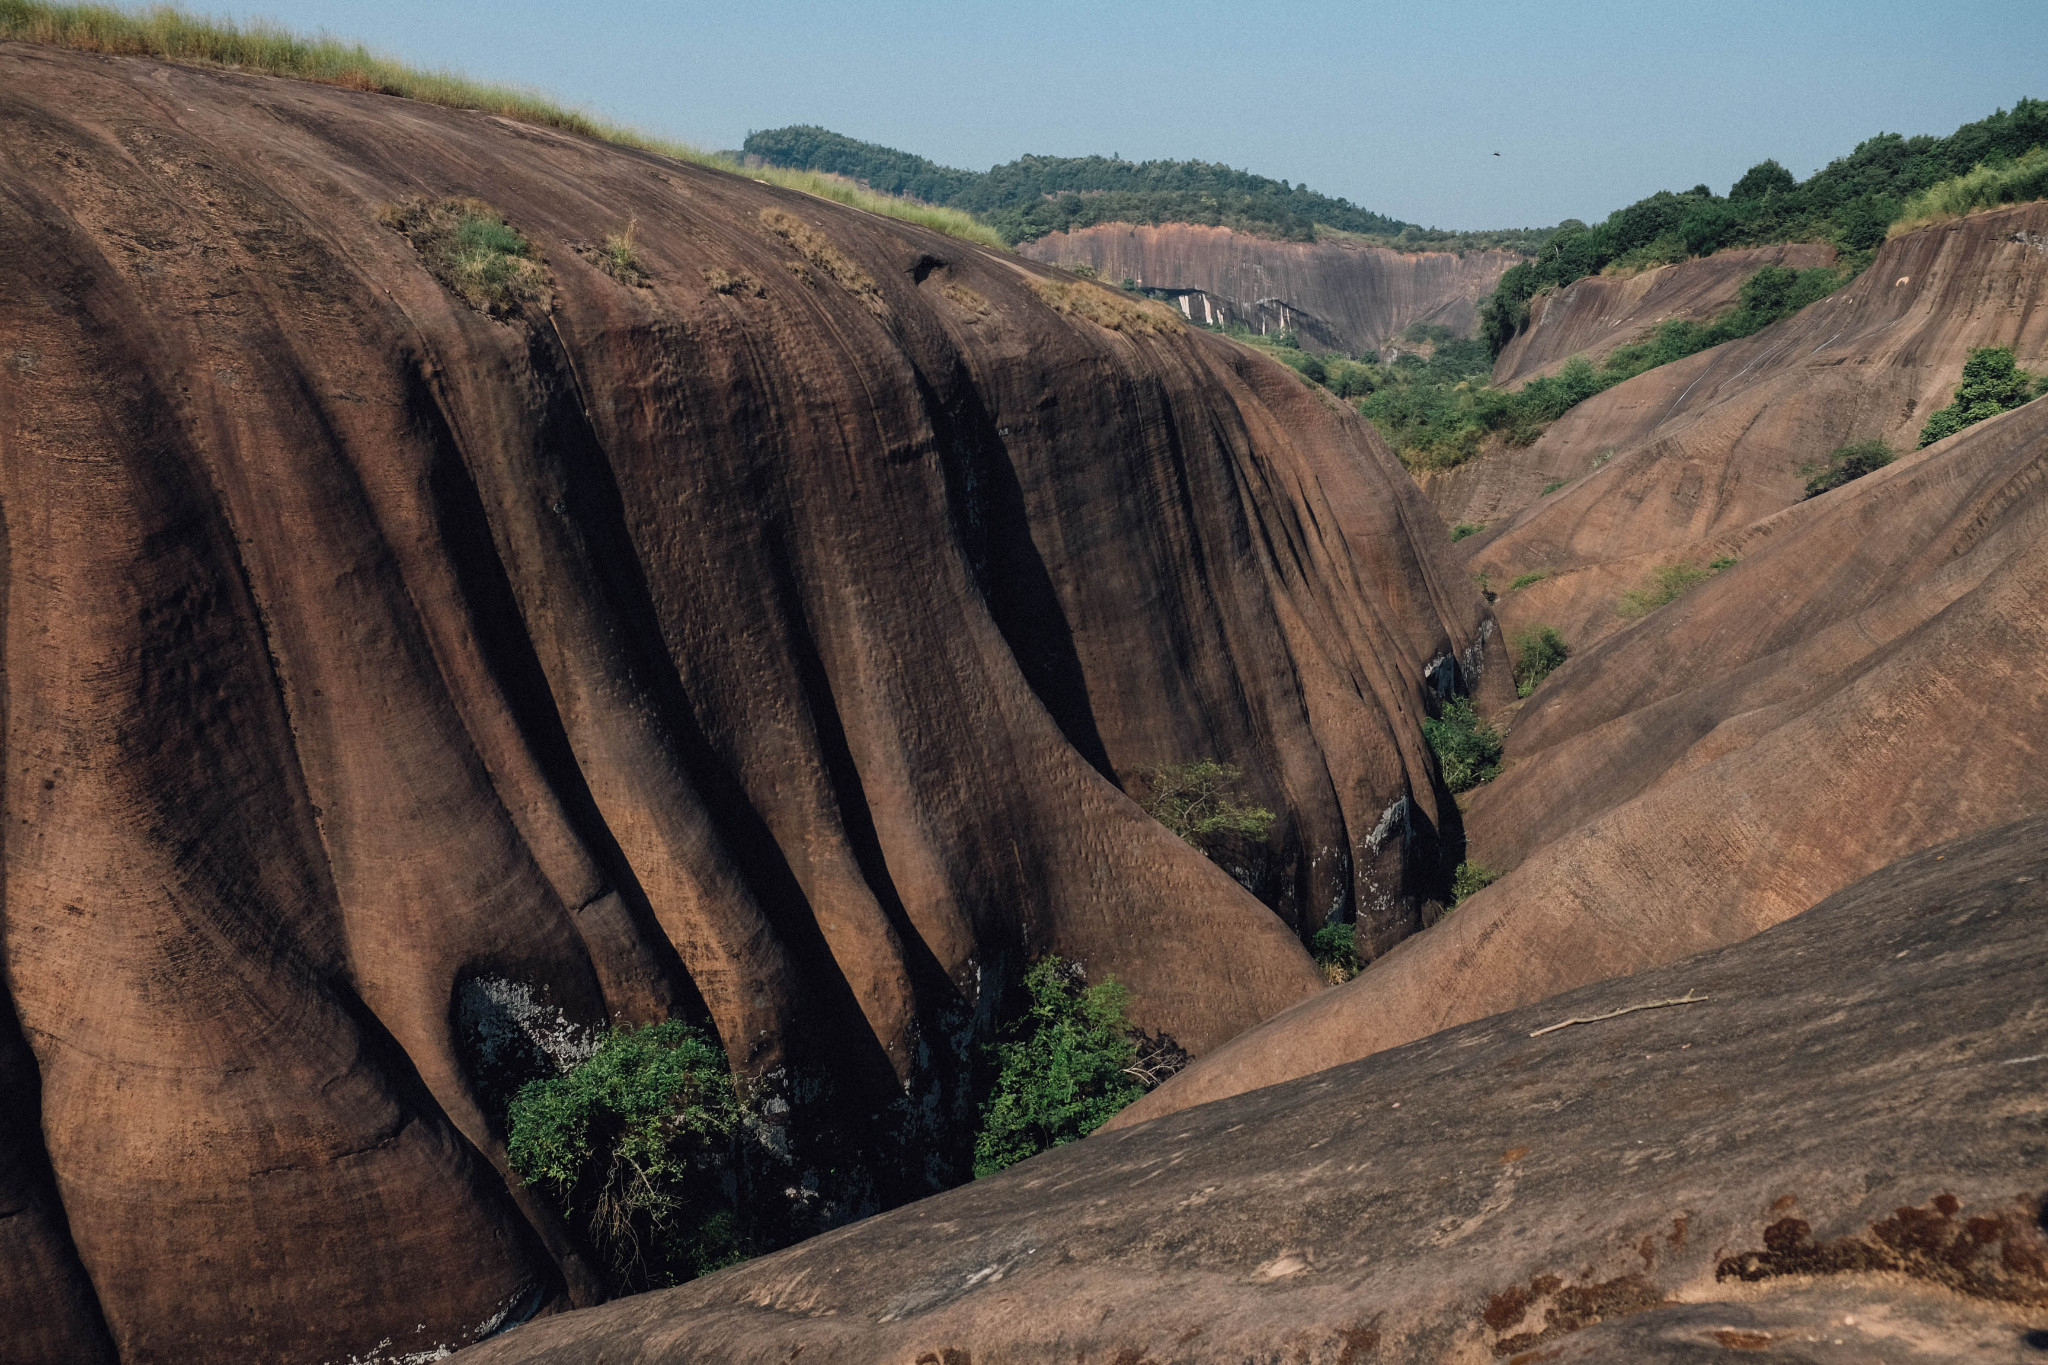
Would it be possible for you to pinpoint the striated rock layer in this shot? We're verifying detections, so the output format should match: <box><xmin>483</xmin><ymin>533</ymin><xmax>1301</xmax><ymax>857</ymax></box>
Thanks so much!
<box><xmin>1018</xmin><ymin>222</ymin><xmax>1519</xmax><ymax>354</ymax></box>
<box><xmin>0</xmin><ymin>42</ymin><xmax>1502</xmax><ymax>1365</ymax></box>
<box><xmin>459</xmin><ymin>814</ymin><xmax>2048</xmax><ymax>1365</ymax></box>
<box><xmin>1118</xmin><ymin>204</ymin><xmax>2048</xmax><ymax>1124</ymax></box>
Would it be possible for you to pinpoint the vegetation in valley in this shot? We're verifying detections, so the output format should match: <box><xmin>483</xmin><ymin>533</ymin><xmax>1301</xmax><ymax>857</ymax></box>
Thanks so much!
<box><xmin>0</xmin><ymin>0</ymin><xmax>1005</xmax><ymax>248</ymax></box>
<box><xmin>1480</xmin><ymin>99</ymin><xmax>2048</xmax><ymax>354</ymax></box>
<box><xmin>1138</xmin><ymin>760</ymin><xmax>1275</xmax><ymax>848</ymax></box>
<box><xmin>1451</xmin><ymin>861</ymin><xmax>1498</xmax><ymax>903</ymax></box>
<box><xmin>1616</xmin><ymin>557</ymin><xmax>1736</xmax><ymax>619</ymax></box>
<box><xmin>973</xmin><ymin>958</ymin><xmax>1156</xmax><ymax>1177</ymax></box>
<box><xmin>1803</xmin><ymin>438</ymin><xmax>1895</xmax><ymax>497</ymax></box>
<box><xmin>506</xmin><ymin>1021</ymin><xmax>749</xmax><ymax>1290</ymax></box>
<box><xmin>1311</xmin><ymin>922</ymin><xmax>1361</xmax><ymax>984</ymax></box>
<box><xmin>1916</xmin><ymin>346</ymin><xmax>2045</xmax><ymax>447</ymax></box>
<box><xmin>1511</xmin><ymin>625</ymin><xmax>1570</xmax><ymax>697</ymax></box>
<box><xmin>1422</xmin><ymin>696</ymin><xmax>1503</xmax><ymax>793</ymax></box>
<box><xmin>742</xmin><ymin>124</ymin><xmax>1547</xmax><ymax>251</ymax></box>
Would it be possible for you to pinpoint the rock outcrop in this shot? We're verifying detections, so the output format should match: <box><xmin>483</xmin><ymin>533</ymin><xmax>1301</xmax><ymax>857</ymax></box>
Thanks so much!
<box><xmin>0</xmin><ymin>41</ymin><xmax>1503</xmax><ymax>1363</ymax></box>
<box><xmin>1118</xmin><ymin>203</ymin><xmax>2048</xmax><ymax>1124</ymax></box>
<box><xmin>458</xmin><ymin>814</ymin><xmax>2048</xmax><ymax>1364</ymax></box>
<box><xmin>1489</xmin><ymin>241</ymin><xmax>1836</xmax><ymax>388</ymax></box>
<box><xmin>1018</xmin><ymin>222</ymin><xmax>1520</xmax><ymax>354</ymax></box>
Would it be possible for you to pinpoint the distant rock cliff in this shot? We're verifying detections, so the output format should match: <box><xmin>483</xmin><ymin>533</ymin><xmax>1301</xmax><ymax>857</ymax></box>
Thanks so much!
<box><xmin>1018</xmin><ymin>223</ymin><xmax>1521</xmax><ymax>353</ymax></box>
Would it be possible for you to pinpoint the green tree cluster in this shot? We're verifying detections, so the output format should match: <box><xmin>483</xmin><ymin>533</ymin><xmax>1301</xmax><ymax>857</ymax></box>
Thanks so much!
<box><xmin>1310</xmin><ymin>922</ymin><xmax>1361</xmax><ymax>983</ymax></box>
<box><xmin>1480</xmin><ymin>100</ymin><xmax>2048</xmax><ymax>354</ymax></box>
<box><xmin>1916</xmin><ymin>346</ymin><xmax>2043</xmax><ymax>447</ymax></box>
<box><xmin>1804</xmin><ymin>438</ymin><xmax>1895</xmax><ymax>497</ymax></box>
<box><xmin>973</xmin><ymin>958</ymin><xmax>1145</xmax><ymax>1177</ymax></box>
<box><xmin>741</xmin><ymin>126</ymin><xmax>1546</xmax><ymax>250</ymax></box>
<box><xmin>1422</xmin><ymin>697</ymin><xmax>1503</xmax><ymax>793</ymax></box>
<box><xmin>506</xmin><ymin>1021</ymin><xmax>747</xmax><ymax>1290</ymax></box>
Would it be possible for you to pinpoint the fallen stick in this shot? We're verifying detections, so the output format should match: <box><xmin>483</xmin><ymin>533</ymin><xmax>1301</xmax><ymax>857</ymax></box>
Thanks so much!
<box><xmin>1529</xmin><ymin>989</ymin><xmax>1709</xmax><ymax>1037</ymax></box>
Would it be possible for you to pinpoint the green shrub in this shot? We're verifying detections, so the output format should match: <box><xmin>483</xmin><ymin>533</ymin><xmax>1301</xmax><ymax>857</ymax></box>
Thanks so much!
<box><xmin>973</xmin><ymin>958</ymin><xmax>1145</xmax><ymax>1177</ymax></box>
<box><xmin>1450</xmin><ymin>521</ymin><xmax>1484</xmax><ymax>542</ymax></box>
<box><xmin>1894</xmin><ymin>146</ymin><xmax>2048</xmax><ymax>233</ymax></box>
<box><xmin>506</xmin><ymin>1021</ymin><xmax>746</xmax><ymax>1290</ymax></box>
<box><xmin>1311</xmin><ymin>922</ymin><xmax>1361</xmax><ymax>983</ymax></box>
<box><xmin>1541</xmin><ymin>478</ymin><xmax>1568</xmax><ymax>495</ymax></box>
<box><xmin>1139</xmin><ymin>760</ymin><xmax>1275</xmax><ymax>847</ymax></box>
<box><xmin>1451</xmin><ymin>861</ymin><xmax>1498</xmax><ymax>903</ymax></box>
<box><xmin>382</xmin><ymin>197</ymin><xmax>550</xmax><ymax>318</ymax></box>
<box><xmin>1422</xmin><ymin>697</ymin><xmax>1503</xmax><ymax>793</ymax></box>
<box><xmin>1617</xmin><ymin>561</ymin><xmax>1713</xmax><ymax>618</ymax></box>
<box><xmin>1917</xmin><ymin>346</ymin><xmax>2039</xmax><ymax>447</ymax></box>
<box><xmin>1803</xmin><ymin>438</ymin><xmax>1894</xmax><ymax>496</ymax></box>
<box><xmin>1511</xmin><ymin>625</ymin><xmax>1570</xmax><ymax>697</ymax></box>
<box><xmin>1507</xmin><ymin>571</ymin><xmax>1548</xmax><ymax>592</ymax></box>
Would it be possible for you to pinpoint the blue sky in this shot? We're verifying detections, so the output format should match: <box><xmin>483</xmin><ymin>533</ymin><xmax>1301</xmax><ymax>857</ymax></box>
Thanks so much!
<box><xmin>219</xmin><ymin>0</ymin><xmax>2046</xmax><ymax>229</ymax></box>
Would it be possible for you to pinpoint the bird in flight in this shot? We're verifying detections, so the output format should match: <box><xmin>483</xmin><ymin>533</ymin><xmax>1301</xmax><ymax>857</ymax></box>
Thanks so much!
<box><xmin>1493</xmin><ymin>151</ymin><xmax>1501</xmax><ymax>156</ymax></box>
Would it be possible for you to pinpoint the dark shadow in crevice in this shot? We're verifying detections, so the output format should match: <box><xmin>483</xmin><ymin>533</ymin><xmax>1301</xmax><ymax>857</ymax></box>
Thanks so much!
<box><xmin>918</xmin><ymin>361</ymin><xmax>1115</xmax><ymax>780</ymax></box>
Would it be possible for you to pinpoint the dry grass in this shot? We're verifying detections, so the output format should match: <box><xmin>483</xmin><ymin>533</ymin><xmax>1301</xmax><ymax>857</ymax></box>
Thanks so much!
<box><xmin>380</xmin><ymin>196</ymin><xmax>550</xmax><ymax>317</ymax></box>
<box><xmin>1032</xmin><ymin>278</ymin><xmax>1181</xmax><ymax>335</ymax></box>
<box><xmin>702</xmin><ymin>266</ymin><xmax>764</xmax><ymax>298</ymax></box>
<box><xmin>941</xmin><ymin>280</ymin><xmax>990</xmax><ymax>316</ymax></box>
<box><xmin>0</xmin><ymin>0</ymin><xmax>1008</xmax><ymax>250</ymax></box>
<box><xmin>759</xmin><ymin>207</ymin><xmax>884</xmax><ymax>313</ymax></box>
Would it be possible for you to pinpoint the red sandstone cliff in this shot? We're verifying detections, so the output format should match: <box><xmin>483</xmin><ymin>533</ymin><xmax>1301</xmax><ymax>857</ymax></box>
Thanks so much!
<box><xmin>1117</xmin><ymin>202</ymin><xmax>2048</xmax><ymax>1125</ymax></box>
<box><xmin>0</xmin><ymin>42</ymin><xmax>1504</xmax><ymax>1363</ymax></box>
<box><xmin>1017</xmin><ymin>222</ymin><xmax>1520</xmax><ymax>354</ymax></box>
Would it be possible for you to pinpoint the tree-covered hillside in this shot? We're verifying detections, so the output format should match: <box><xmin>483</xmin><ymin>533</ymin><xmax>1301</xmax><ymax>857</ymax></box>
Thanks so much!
<box><xmin>741</xmin><ymin>125</ymin><xmax>1543</xmax><ymax>249</ymax></box>
<box><xmin>1480</xmin><ymin>98</ymin><xmax>2048</xmax><ymax>352</ymax></box>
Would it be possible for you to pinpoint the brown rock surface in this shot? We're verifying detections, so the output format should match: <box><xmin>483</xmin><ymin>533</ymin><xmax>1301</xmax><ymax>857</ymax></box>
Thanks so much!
<box><xmin>1116</xmin><ymin>211</ymin><xmax>2048</xmax><ymax>1125</ymax></box>
<box><xmin>1435</xmin><ymin>203</ymin><xmax>2048</xmax><ymax>627</ymax></box>
<box><xmin>458</xmin><ymin>813</ymin><xmax>2048</xmax><ymax>1365</ymax></box>
<box><xmin>1488</xmin><ymin>242</ymin><xmax>1837</xmax><ymax>388</ymax></box>
<box><xmin>1018</xmin><ymin>222</ymin><xmax>1520</xmax><ymax>354</ymax></box>
<box><xmin>0</xmin><ymin>41</ymin><xmax>1501</xmax><ymax>1362</ymax></box>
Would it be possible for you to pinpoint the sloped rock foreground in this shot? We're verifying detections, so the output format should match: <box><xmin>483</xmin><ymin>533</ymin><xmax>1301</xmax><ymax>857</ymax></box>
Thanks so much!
<box><xmin>463</xmin><ymin>813</ymin><xmax>2048</xmax><ymax>1364</ymax></box>
<box><xmin>0</xmin><ymin>42</ymin><xmax>1496</xmax><ymax>1365</ymax></box>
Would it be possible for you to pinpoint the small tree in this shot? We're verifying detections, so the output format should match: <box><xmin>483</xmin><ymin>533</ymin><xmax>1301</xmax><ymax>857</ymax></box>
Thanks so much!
<box><xmin>1139</xmin><ymin>760</ymin><xmax>1275</xmax><ymax>847</ymax></box>
<box><xmin>1311</xmin><ymin>922</ymin><xmax>1362</xmax><ymax>984</ymax></box>
<box><xmin>973</xmin><ymin>958</ymin><xmax>1145</xmax><ymax>1177</ymax></box>
<box><xmin>1803</xmin><ymin>438</ymin><xmax>1894</xmax><ymax>497</ymax></box>
<box><xmin>1422</xmin><ymin>697</ymin><xmax>1503</xmax><ymax>792</ymax></box>
<box><xmin>1511</xmin><ymin>625</ymin><xmax>1570</xmax><ymax>697</ymax></box>
<box><xmin>1918</xmin><ymin>346</ymin><xmax>2039</xmax><ymax>447</ymax></box>
<box><xmin>507</xmin><ymin>1021</ymin><xmax>746</xmax><ymax>1290</ymax></box>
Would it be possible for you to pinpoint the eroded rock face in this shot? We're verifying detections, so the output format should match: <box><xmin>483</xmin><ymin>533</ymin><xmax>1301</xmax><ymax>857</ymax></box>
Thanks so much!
<box><xmin>1018</xmin><ymin>223</ymin><xmax>1520</xmax><ymax>355</ymax></box>
<box><xmin>1116</xmin><ymin>206</ymin><xmax>2048</xmax><ymax>1125</ymax></box>
<box><xmin>0</xmin><ymin>42</ymin><xmax>1500</xmax><ymax>1362</ymax></box>
<box><xmin>457</xmin><ymin>815</ymin><xmax>2048</xmax><ymax>1365</ymax></box>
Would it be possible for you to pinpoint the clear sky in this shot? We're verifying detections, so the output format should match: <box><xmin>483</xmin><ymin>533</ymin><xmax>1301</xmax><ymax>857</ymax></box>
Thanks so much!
<box><xmin>215</xmin><ymin>0</ymin><xmax>2046</xmax><ymax>230</ymax></box>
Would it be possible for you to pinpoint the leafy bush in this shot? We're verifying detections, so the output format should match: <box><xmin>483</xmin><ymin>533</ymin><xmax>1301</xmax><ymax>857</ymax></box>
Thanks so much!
<box><xmin>1617</xmin><ymin>561</ymin><xmax>1713</xmax><ymax>618</ymax></box>
<box><xmin>1451</xmin><ymin>861</ymin><xmax>1498</xmax><ymax>903</ymax></box>
<box><xmin>1511</xmin><ymin>625</ymin><xmax>1570</xmax><ymax>697</ymax></box>
<box><xmin>1507</xmin><ymin>571</ymin><xmax>1548</xmax><ymax>591</ymax></box>
<box><xmin>1139</xmin><ymin>760</ymin><xmax>1275</xmax><ymax>846</ymax></box>
<box><xmin>1451</xmin><ymin>521</ymin><xmax>1484</xmax><ymax>542</ymax></box>
<box><xmin>1423</xmin><ymin>697</ymin><xmax>1503</xmax><ymax>793</ymax></box>
<box><xmin>1917</xmin><ymin>346</ymin><xmax>2040</xmax><ymax>447</ymax></box>
<box><xmin>1311</xmin><ymin>922</ymin><xmax>1361</xmax><ymax>984</ymax></box>
<box><xmin>1804</xmin><ymin>438</ymin><xmax>1895</xmax><ymax>497</ymax></box>
<box><xmin>507</xmin><ymin>1021</ymin><xmax>746</xmax><ymax>1290</ymax></box>
<box><xmin>973</xmin><ymin>958</ymin><xmax>1145</xmax><ymax>1177</ymax></box>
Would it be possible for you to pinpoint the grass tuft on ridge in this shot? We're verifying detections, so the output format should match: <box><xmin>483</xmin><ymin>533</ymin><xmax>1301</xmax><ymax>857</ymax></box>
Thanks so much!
<box><xmin>0</xmin><ymin>0</ymin><xmax>1007</xmax><ymax>250</ymax></box>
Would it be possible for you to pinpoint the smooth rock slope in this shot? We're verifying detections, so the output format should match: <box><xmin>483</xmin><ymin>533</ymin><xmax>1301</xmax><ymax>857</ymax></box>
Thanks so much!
<box><xmin>0</xmin><ymin>42</ymin><xmax>1500</xmax><ymax>1364</ymax></box>
<box><xmin>459</xmin><ymin>813</ymin><xmax>2048</xmax><ymax>1365</ymax></box>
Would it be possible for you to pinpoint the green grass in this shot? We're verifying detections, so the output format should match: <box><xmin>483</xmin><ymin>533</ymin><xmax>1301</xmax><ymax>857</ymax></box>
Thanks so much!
<box><xmin>0</xmin><ymin>0</ymin><xmax>1006</xmax><ymax>249</ymax></box>
<box><xmin>1451</xmin><ymin>861</ymin><xmax>1497</xmax><ymax>903</ymax></box>
<box><xmin>1540</xmin><ymin>479</ymin><xmax>1568</xmax><ymax>495</ymax></box>
<box><xmin>382</xmin><ymin>196</ymin><xmax>550</xmax><ymax>316</ymax></box>
<box><xmin>1617</xmin><ymin>561</ymin><xmax>1717</xmax><ymax>618</ymax></box>
<box><xmin>1506</xmin><ymin>571</ymin><xmax>1548</xmax><ymax>592</ymax></box>
<box><xmin>1450</xmin><ymin>521</ymin><xmax>1484</xmax><ymax>542</ymax></box>
<box><xmin>1891</xmin><ymin>146</ymin><xmax>2048</xmax><ymax>236</ymax></box>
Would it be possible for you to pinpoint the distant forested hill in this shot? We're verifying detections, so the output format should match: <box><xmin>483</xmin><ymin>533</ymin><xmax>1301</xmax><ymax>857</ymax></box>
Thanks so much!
<box><xmin>1480</xmin><ymin>98</ymin><xmax>2048</xmax><ymax>351</ymax></box>
<box><xmin>741</xmin><ymin>125</ymin><xmax>1541</xmax><ymax>249</ymax></box>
